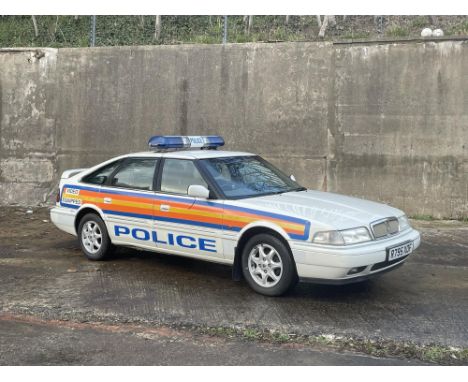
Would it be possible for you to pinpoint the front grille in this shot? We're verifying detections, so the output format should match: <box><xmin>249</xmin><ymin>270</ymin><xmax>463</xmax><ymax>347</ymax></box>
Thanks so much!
<box><xmin>371</xmin><ymin>217</ymin><xmax>399</xmax><ymax>239</ymax></box>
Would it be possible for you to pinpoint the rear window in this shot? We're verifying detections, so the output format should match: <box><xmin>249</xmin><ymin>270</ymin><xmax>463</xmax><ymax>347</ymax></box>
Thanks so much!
<box><xmin>81</xmin><ymin>160</ymin><xmax>121</xmax><ymax>185</ymax></box>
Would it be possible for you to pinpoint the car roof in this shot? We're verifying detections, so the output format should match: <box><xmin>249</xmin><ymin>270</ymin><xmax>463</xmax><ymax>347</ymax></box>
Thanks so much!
<box><xmin>124</xmin><ymin>150</ymin><xmax>255</xmax><ymax>160</ymax></box>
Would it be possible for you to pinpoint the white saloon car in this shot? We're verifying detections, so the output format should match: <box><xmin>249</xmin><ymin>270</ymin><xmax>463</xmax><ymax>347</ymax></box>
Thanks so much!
<box><xmin>51</xmin><ymin>135</ymin><xmax>420</xmax><ymax>296</ymax></box>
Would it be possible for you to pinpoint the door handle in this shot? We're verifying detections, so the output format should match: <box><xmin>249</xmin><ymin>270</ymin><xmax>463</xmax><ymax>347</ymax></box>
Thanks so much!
<box><xmin>160</xmin><ymin>204</ymin><xmax>170</xmax><ymax>212</ymax></box>
<box><xmin>103</xmin><ymin>197</ymin><xmax>112</xmax><ymax>204</ymax></box>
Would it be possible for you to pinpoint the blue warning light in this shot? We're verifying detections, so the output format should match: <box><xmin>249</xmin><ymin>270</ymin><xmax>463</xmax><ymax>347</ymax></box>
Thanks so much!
<box><xmin>148</xmin><ymin>136</ymin><xmax>224</xmax><ymax>150</ymax></box>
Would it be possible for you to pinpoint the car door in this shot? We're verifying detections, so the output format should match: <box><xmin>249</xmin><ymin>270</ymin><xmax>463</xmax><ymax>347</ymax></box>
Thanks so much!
<box><xmin>100</xmin><ymin>157</ymin><xmax>159</xmax><ymax>251</ymax></box>
<box><xmin>152</xmin><ymin>158</ymin><xmax>224</xmax><ymax>260</ymax></box>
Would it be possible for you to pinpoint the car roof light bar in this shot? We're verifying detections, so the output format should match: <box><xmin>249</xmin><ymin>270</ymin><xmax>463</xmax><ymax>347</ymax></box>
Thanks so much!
<box><xmin>148</xmin><ymin>135</ymin><xmax>225</xmax><ymax>151</ymax></box>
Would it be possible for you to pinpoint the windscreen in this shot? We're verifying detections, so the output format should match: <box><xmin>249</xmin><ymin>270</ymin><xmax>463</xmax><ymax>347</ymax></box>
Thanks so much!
<box><xmin>199</xmin><ymin>155</ymin><xmax>305</xmax><ymax>199</ymax></box>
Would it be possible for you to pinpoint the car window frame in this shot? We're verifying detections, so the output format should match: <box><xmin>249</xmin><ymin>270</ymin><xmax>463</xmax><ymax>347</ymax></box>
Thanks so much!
<box><xmin>103</xmin><ymin>157</ymin><xmax>160</xmax><ymax>192</ymax></box>
<box><xmin>80</xmin><ymin>158</ymin><xmax>124</xmax><ymax>186</ymax></box>
<box><xmin>155</xmin><ymin>157</ymin><xmax>222</xmax><ymax>200</ymax></box>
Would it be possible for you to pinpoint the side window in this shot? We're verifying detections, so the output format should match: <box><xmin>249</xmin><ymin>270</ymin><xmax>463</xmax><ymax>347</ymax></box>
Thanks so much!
<box><xmin>160</xmin><ymin>159</ymin><xmax>207</xmax><ymax>195</ymax></box>
<box><xmin>110</xmin><ymin>158</ymin><xmax>158</xmax><ymax>191</ymax></box>
<box><xmin>82</xmin><ymin>160</ymin><xmax>121</xmax><ymax>185</ymax></box>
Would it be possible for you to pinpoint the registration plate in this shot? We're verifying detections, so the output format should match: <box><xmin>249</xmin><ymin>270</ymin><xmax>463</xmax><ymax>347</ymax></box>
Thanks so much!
<box><xmin>387</xmin><ymin>241</ymin><xmax>414</xmax><ymax>261</ymax></box>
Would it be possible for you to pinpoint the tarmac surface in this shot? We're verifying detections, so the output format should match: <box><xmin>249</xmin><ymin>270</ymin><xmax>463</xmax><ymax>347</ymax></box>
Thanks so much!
<box><xmin>0</xmin><ymin>207</ymin><xmax>467</xmax><ymax>365</ymax></box>
<box><xmin>0</xmin><ymin>313</ymin><xmax>422</xmax><ymax>365</ymax></box>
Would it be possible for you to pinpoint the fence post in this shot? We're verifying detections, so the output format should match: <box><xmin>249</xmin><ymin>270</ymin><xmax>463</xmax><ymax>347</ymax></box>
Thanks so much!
<box><xmin>90</xmin><ymin>15</ymin><xmax>96</xmax><ymax>47</ymax></box>
<box><xmin>223</xmin><ymin>16</ymin><xmax>228</xmax><ymax>44</ymax></box>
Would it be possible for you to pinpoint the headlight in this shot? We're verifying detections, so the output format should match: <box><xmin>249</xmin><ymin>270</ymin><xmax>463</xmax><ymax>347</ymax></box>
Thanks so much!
<box><xmin>340</xmin><ymin>227</ymin><xmax>372</xmax><ymax>244</ymax></box>
<box><xmin>312</xmin><ymin>231</ymin><xmax>345</xmax><ymax>245</ymax></box>
<box><xmin>312</xmin><ymin>227</ymin><xmax>371</xmax><ymax>245</ymax></box>
<box><xmin>398</xmin><ymin>215</ymin><xmax>411</xmax><ymax>232</ymax></box>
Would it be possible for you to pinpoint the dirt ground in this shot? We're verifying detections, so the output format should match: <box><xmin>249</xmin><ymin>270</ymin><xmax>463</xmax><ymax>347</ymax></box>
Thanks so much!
<box><xmin>0</xmin><ymin>207</ymin><xmax>467</xmax><ymax>365</ymax></box>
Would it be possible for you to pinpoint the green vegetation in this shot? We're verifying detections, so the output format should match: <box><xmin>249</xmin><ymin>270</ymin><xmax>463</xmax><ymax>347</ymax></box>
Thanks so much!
<box><xmin>0</xmin><ymin>16</ymin><xmax>91</xmax><ymax>47</ymax></box>
<box><xmin>0</xmin><ymin>15</ymin><xmax>316</xmax><ymax>47</ymax></box>
<box><xmin>447</xmin><ymin>20</ymin><xmax>468</xmax><ymax>36</ymax></box>
<box><xmin>0</xmin><ymin>16</ymin><xmax>467</xmax><ymax>48</ymax></box>
<box><xmin>198</xmin><ymin>325</ymin><xmax>468</xmax><ymax>365</ymax></box>
<box><xmin>341</xmin><ymin>31</ymin><xmax>371</xmax><ymax>40</ymax></box>
<box><xmin>243</xmin><ymin>328</ymin><xmax>262</xmax><ymax>340</ymax></box>
<box><xmin>409</xmin><ymin>215</ymin><xmax>468</xmax><ymax>222</ymax></box>
<box><xmin>271</xmin><ymin>331</ymin><xmax>291</xmax><ymax>343</ymax></box>
<box><xmin>411</xmin><ymin>16</ymin><xmax>429</xmax><ymax>29</ymax></box>
<box><xmin>386</xmin><ymin>25</ymin><xmax>410</xmax><ymax>38</ymax></box>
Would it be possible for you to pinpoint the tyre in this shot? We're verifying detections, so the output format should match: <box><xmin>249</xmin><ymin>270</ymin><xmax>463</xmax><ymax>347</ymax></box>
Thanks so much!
<box><xmin>241</xmin><ymin>233</ymin><xmax>298</xmax><ymax>296</ymax></box>
<box><xmin>77</xmin><ymin>213</ymin><xmax>113</xmax><ymax>261</ymax></box>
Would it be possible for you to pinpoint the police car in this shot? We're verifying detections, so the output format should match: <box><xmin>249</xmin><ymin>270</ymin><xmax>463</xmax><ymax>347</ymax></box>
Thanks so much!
<box><xmin>51</xmin><ymin>136</ymin><xmax>420</xmax><ymax>296</ymax></box>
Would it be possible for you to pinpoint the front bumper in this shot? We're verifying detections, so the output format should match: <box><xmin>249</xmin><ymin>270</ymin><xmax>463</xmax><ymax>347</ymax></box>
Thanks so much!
<box><xmin>290</xmin><ymin>228</ymin><xmax>421</xmax><ymax>284</ymax></box>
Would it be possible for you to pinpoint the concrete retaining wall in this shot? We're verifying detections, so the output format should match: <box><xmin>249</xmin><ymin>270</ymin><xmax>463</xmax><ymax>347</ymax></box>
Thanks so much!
<box><xmin>0</xmin><ymin>40</ymin><xmax>467</xmax><ymax>218</ymax></box>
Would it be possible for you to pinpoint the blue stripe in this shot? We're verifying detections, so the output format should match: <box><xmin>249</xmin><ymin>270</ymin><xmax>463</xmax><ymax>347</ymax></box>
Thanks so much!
<box><xmin>62</xmin><ymin>183</ymin><xmax>310</xmax><ymax>240</ymax></box>
<box><xmin>62</xmin><ymin>184</ymin><xmax>103</xmax><ymax>193</ymax></box>
<box><xmin>60</xmin><ymin>202</ymin><xmax>80</xmax><ymax>209</ymax></box>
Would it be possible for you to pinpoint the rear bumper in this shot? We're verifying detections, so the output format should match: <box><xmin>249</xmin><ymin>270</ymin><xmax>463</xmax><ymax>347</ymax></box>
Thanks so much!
<box><xmin>50</xmin><ymin>206</ymin><xmax>77</xmax><ymax>236</ymax></box>
<box><xmin>291</xmin><ymin>228</ymin><xmax>420</xmax><ymax>283</ymax></box>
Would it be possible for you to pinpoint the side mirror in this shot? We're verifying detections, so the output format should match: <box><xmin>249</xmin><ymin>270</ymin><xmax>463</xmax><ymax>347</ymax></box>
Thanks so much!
<box><xmin>290</xmin><ymin>174</ymin><xmax>296</xmax><ymax>182</ymax></box>
<box><xmin>187</xmin><ymin>185</ymin><xmax>210</xmax><ymax>199</ymax></box>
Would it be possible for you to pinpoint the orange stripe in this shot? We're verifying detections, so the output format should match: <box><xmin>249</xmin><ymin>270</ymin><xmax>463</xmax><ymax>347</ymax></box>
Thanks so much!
<box><xmin>221</xmin><ymin>218</ymin><xmax>305</xmax><ymax>235</ymax></box>
<box><xmin>94</xmin><ymin>203</ymin><xmax>153</xmax><ymax>216</ymax></box>
<box><xmin>74</xmin><ymin>189</ymin><xmax>305</xmax><ymax>235</ymax></box>
<box><xmin>79</xmin><ymin>189</ymin><xmax>290</xmax><ymax>224</ymax></box>
<box><xmin>97</xmin><ymin>191</ymin><xmax>224</xmax><ymax>214</ymax></box>
<box><xmin>156</xmin><ymin>211</ymin><xmax>223</xmax><ymax>225</ymax></box>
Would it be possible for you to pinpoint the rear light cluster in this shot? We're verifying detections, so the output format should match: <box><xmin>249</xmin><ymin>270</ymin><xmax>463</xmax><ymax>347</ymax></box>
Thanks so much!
<box><xmin>56</xmin><ymin>189</ymin><xmax>61</xmax><ymax>204</ymax></box>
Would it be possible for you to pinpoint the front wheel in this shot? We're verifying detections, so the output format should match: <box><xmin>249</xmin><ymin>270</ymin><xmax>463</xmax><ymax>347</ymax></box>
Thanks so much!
<box><xmin>78</xmin><ymin>213</ymin><xmax>113</xmax><ymax>261</ymax></box>
<box><xmin>241</xmin><ymin>234</ymin><xmax>297</xmax><ymax>296</ymax></box>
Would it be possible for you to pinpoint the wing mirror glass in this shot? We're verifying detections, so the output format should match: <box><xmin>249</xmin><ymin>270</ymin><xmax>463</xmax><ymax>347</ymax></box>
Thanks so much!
<box><xmin>187</xmin><ymin>185</ymin><xmax>210</xmax><ymax>199</ymax></box>
<box><xmin>290</xmin><ymin>174</ymin><xmax>296</xmax><ymax>182</ymax></box>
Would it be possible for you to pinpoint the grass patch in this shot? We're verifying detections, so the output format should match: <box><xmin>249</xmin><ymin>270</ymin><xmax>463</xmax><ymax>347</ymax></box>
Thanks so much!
<box><xmin>188</xmin><ymin>34</ymin><xmax>223</xmax><ymax>44</ymax></box>
<box><xmin>271</xmin><ymin>331</ymin><xmax>291</xmax><ymax>343</ymax></box>
<box><xmin>421</xmin><ymin>346</ymin><xmax>451</xmax><ymax>363</ymax></box>
<box><xmin>447</xmin><ymin>21</ymin><xmax>468</xmax><ymax>36</ymax></box>
<box><xmin>386</xmin><ymin>25</ymin><xmax>410</xmax><ymax>38</ymax></box>
<box><xmin>196</xmin><ymin>324</ymin><xmax>468</xmax><ymax>365</ymax></box>
<box><xmin>410</xmin><ymin>214</ymin><xmax>468</xmax><ymax>222</ymax></box>
<box><xmin>243</xmin><ymin>328</ymin><xmax>262</xmax><ymax>340</ymax></box>
<box><xmin>204</xmin><ymin>327</ymin><xmax>237</xmax><ymax>337</ymax></box>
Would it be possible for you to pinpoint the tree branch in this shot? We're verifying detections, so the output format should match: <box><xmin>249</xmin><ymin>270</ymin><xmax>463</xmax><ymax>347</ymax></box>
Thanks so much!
<box><xmin>316</xmin><ymin>15</ymin><xmax>322</xmax><ymax>28</ymax></box>
<box><xmin>318</xmin><ymin>15</ymin><xmax>329</xmax><ymax>38</ymax></box>
<box><xmin>154</xmin><ymin>15</ymin><xmax>161</xmax><ymax>41</ymax></box>
<box><xmin>31</xmin><ymin>15</ymin><xmax>39</xmax><ymax>38</ymax></box>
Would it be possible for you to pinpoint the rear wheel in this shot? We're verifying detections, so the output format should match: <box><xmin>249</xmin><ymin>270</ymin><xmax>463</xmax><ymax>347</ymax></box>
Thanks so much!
<box><xmin>78</xmin><ymin>213</ymin><xmax>113</xmax><ymax>260</ymax></box>
<box><xmin>241</xmin><ymin>234</ymin><xmax>297</xmax><ymax>296</ymax></box>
